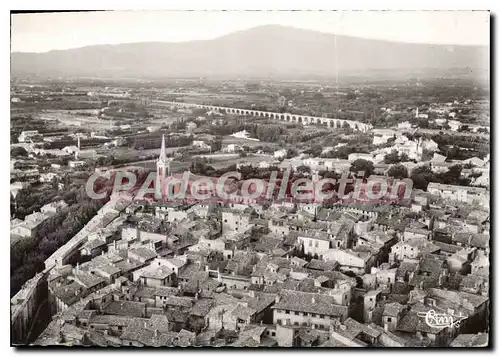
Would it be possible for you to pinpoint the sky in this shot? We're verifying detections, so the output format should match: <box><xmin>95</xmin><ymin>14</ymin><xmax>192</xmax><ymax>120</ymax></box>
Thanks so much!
<box><xmin>11</xmin><ymin>10</ymin><xmax>490</xmax><ymax>53</ymax></box>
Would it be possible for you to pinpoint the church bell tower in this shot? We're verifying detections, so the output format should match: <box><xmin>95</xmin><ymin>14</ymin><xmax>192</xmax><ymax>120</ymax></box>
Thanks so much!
<box><xmin>156</xmin><ymin>134</ymin><xmax>170</xmax><ymax>182</ymax></box>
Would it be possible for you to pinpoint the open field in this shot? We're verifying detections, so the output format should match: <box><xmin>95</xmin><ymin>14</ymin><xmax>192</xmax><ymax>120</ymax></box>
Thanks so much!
<box><xmin>37</xmin><ymin>110</ymin><xmax>113</xmax><ymax>131</ymax></box>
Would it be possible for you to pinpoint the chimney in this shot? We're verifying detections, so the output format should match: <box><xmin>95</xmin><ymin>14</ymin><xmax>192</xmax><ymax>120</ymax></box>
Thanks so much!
<box><xmin>144</xmin><ymin>322</ymin><xmax>147</xmax><ymax>328</ymax></box>
<box><xmin>249</xmin><ymin>290</ymin><xmax>255</xmax><ymax>298</ymax></box>
<box><xmin>275</xmin><ymin>295</ymin><xmax>281</xmax><ymax>304</ymax></box>
<box><xmin>154</xmin><ymin>329</ymin><xmax>159</xmax><ymax>338</ymax></box>
<box><xmin>311</xmin><ymin>296</ymin><xmax>316</xmax><ymax>304</ymax></box>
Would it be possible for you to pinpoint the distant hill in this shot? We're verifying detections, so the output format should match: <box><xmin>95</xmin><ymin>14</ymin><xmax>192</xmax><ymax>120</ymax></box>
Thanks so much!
<box><xmin>11</xmin><ymin>25</ymin><xmax>489</xmax><ymax>79</ymax></box>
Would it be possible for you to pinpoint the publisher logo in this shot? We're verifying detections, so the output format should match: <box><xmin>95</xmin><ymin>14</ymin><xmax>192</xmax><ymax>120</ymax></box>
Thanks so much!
<box><xmin>418</xmin><ymin>310</ymin><xmax>466</xmax><ymax>329</ymax></box>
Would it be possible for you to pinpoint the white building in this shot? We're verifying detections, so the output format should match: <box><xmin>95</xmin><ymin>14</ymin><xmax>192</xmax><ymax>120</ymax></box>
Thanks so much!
<box><xmin>448</xmin><ymin>120</ymin><xmax>463</xmax><ymax>132</ymax></box>
<box><xmin>274</xmin><ymin>149</ymin><xmax>287</xmax><ymax>159</ymax></box>
<box><xmin>348</xmin><ymin>153</ymin><xmax>374</xmax><ymax>162</ymax></box>
<box><xmin>18</xmin><ymin>130</ymin><xmax>39</xmax><ymax>143</ymax></box>
<box><xmin>397</xmin><ymin>121</ymin><xmax>412</xmax><ymax>131</ymax></box>
<box><xmin>223</xmin><ymin>144</ymin><xmax>239</xmax><ymax>153</ymax></box>
<box><xmin>421</xmin><ymin>139</ymin><xmax>439</xmax><ymax>152</ymax></box>
<box><xmin>427</xmin><ymin>182</ymin><xmax>489</xmax><ymax>207</ymax></box>
<box><xmin>68</xmin><ymin>160</ymin><xmax>86</xmax><ymax>168</ymax></box>
<box><xmin>192</xmin><ymin>141</ymin><xmax>211</xmax><ymax>150</ymax></box>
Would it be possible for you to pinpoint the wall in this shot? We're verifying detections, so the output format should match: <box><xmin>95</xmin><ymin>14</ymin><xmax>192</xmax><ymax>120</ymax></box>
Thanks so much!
<box><xmin>273</xmin><ymin>309</ymin><xmax>341</xmax><ymax>329</ymax></box>
<box><xmin>11</xmin><ymin>271</ymin><xmax>50</xmax><ymax>345</ymax></box>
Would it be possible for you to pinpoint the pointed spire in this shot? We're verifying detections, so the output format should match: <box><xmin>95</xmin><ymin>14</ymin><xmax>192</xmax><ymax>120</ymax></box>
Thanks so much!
<box><xmin>75</xmin><ymin>135</ymin><xmax>80</xmax><ymax>160</ymax></box>
<box><xmin>159</xmin><ymin>134</ymin><xmax>166</xmax><ymax>161</ymax></box>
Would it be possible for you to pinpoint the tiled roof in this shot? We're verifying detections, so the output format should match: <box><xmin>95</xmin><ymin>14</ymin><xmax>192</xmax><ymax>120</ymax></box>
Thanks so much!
<box><xmin>165</xmin><ymin>296</ymin><xmax>193</xmax><ymax>308</ymax></box>
<box><xmin>272</xmin><ymin>289</ymin><xmax>348</xmax><ymax>318</ymax></box>
<box><xmin>102</xmin><ymin>300</ymin><xmax>146</xmax><ymax>318</ymax></box>
<box><xmin>306</xmin><ymin>259</ymin><xmax>338</xmax><ymax>271</ymax></box>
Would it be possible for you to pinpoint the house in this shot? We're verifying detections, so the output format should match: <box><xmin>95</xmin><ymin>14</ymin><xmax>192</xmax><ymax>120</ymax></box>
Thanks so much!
<box><xmin>132</xmin><ymin>263</ymin><xmax>175</xmax><ymax>287</ymax></box>
<box><xmin>421</xmin><ymin>139</ymin><xmax>439</xmax><ymax>152</ymax></box>
<box><xmin>186</xmin><ymin>122</ymin><xmax>198</xmax><ymax>132</ymax></box>
<box><xmin>446</xmin><ymin>248</ymin><xmax>475</xmax><ymax>274</ymax></box>
<box><xmin>450</xmin><ymin>333</ymin><xmax>489</xmax><ymax>347</ymax></box>
<box><xmin>79</xmin><ymin>239</ymin><xmax>107</xmax><ymax>258</ymax></box>
<box><xmin>68</xmin><ymin>160</ymin><xmax>86</xmax><ymax>168</ymax></box>
<box><xmin>396</xmin><ymin>303</ymin><xmax>450</xmax><ymax>346</ymax></box>
<box><xmin>381</xmin><ymin>302</ymin><xmax>406</xmax><ymax>332</ymax></box>
<box><xmin>147</xmin><ymin>126</ymin><xmax>161</xmax><ymax>132</ymax></box>
<box><xmin>427</xmin><ymin>182</ymin><xmax>488</xmax><ymax>207</ymax></box>
<box><xmin>128</xmin><ymin>247</ymin><xmax>158</xmax><ymax>264</ymax></box>
<box><xmin>448</xmin><ymin>120</ymin><xmax>463</xmax><ymax>131</ymax></box>
<box><xmin>459</xmin><ymin>273</ymin><xmax>489</xmax><ymax>296</ymax></box>
<box><xmin>41</xmin><ymin>200</ymin><xmax>68</xmax><ymax>214</ymax></box>
<box><xmin>192</xmin><ymin>141</ymin><xmax>210</xmax><ymax>150</ymax></box>
<box><xmin>10</xmin><ymin>211</ymin><xmax>51</xmax><ymax>238</ymax></box>
<box><xmin>223</xmin><ymin>144</ymin><xmax>239</xmax><ymax>153</ymax></box>
<box><xmin>348</xmin><ymin>153</ymin><xmax>374</xmax><ymax>162</ymax></box>
<box><xmin>389</xmin><ymin>237</ymin><xmax>440</xmax><ymax>263</ymax></box>
<box><xmin>397</xmin><ymin>121</ymin><xmax>412</xmax><ymax>131</ymax></box>
<box><xmin>274</xmin><ymin>149</ymin><xmax>287</xmax><ymax>159</ymax></box>
<box><xmin>272</xmin><ymin>290</ymin><xmax>348</xmax><ymax>329</ymax></box>
<box><xmin>205</xmin><ymin>302</ymin><xmax>256</xmax><ymax>332</ymax></box>
<box><xmin>18</xmin><ymin>130</ymin><xmax>39</xmax><ymax>143</ymax></box>
<box><xmin>323</xmin><ymin>249</ymin><xmax>377</xmax><ymax>274</ymax></box>
<box><xmin>296</xmin><ymin>231</ymin><xmax>330</xmax><ymax>257</ymax></box>
<box><xmin>222</xmin><ymin>209</ymin><xmax>252</xmax><ymax>234</ymax></box>
<box><xmin>430</xmin><ymin>153</ymin><xmax>447</xmax><ymax>163</ymax></box>
<box><xmin>403</xmin><ymin>227</ymin><xmax>431</xmax><ymax>241</ymax></box>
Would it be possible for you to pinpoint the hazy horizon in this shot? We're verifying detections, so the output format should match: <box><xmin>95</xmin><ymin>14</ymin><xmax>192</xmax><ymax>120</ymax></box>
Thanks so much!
<box><xmin>11</xmin><ymin>10</ymin><xmax>490</xmax><ymax>53</ymax></box>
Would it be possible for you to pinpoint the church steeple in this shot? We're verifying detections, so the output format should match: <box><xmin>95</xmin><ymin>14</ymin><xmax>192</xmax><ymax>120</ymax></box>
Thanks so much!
<box><xmin>159</xmin><ymin>134</ymin><xmax>167</xmax><ymax>161</ymax></box>
<box><xmin>157</xmin><ymin>134</ymin><xmax>170</xmax><ymax>180</ymax></box>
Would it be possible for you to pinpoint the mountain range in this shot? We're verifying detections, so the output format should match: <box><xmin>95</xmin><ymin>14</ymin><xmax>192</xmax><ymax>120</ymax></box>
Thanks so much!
<box><xmin>11</xmin><ymin>25</ymin><xmax>489</xmax><ymax>79</ymax></box>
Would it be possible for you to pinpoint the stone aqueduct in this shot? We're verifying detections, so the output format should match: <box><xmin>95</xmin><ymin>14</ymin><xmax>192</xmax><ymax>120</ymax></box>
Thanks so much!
<box><xmin>158</xmin><ymin>101</ymin><xmax>372</xmax><ymax>132</ymax></box>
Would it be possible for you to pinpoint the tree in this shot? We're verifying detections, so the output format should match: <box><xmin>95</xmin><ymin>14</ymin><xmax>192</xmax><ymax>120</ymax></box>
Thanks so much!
<box><xmin>305</xmin><ymin>144</ymin><xmax>323</xmax><ymax>158</ymax></box>
<box><xmin>384</xmin><ymin>149</ymin><xmax>410</xmax><ymax>165</ymax></box>
<box><xmin>313</xmin><ymin>92</ymin><xmax>324</xmax><ymax>100</ymax></box>
<box><xmin>419</xmin><ymin>119</ymin><xmax>429</xmax><ymax>129</ymax></box>
<box><xmin>297</xmin><ymin>165</ymin><xmax>311</xmax><ymax>174</ymax></box>
<box><xmin>384</xmin><ymin>150</ymin><xmax>400</xmax><ymax>164</ymax></box>
<box><xmin>438</xmin><ymin>164</ymin><xmax>465</xmax><ymax>185</ymax></box>
<box><xmin>400</xmin><ymin>153</ymin><xmax>410</xmax><ymax>162</ymax></box>
<box><xmin>421</xmin><ymin>148</ymin><xmax>434</xmax><ymax>161</ymax></box>
<box><xmin>286</xmin><ymin>148</ymin><xmax>299</xmax><ymax>159</ymax></box>
<box><xmin>387</xmin><ymin>164</ymin><xmax>408</xmax><ymax>179</ymax></box>
<box><xmin>410</xmin><ymin>165</ymin><xmax>436</xmax><ymax>190</ymax></box>
<box><xmin>11</xmin><ymin>146</ymin><xmax>28</xmax><ymax>157</ymax></box>
<box><xmin>350</xmin><ymin>159</ymin><xmax>374</xmax><ymax>178</ymax></box>
<box><xmin>211</xmin><ymin>136</ymin><xmax>223</xmax><ymax>152</ymax></box>
<box><xmin>458</xmin><ymin>125</ymin><xmax>470</xmax><ymax>132</ymax></box>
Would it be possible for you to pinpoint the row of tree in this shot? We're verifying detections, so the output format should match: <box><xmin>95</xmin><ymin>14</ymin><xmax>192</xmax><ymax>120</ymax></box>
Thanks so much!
<box><xmin>11</xmin><ymin>189</ymin><xmax>104</xmax><ymax>296</ymax></box>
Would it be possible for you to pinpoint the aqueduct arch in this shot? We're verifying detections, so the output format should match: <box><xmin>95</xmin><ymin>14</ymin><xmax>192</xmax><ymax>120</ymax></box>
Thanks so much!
<box><xmin>162</xmin><ymin>101</ymin><xmax>372</xmax><ymax>132</ymax></box>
